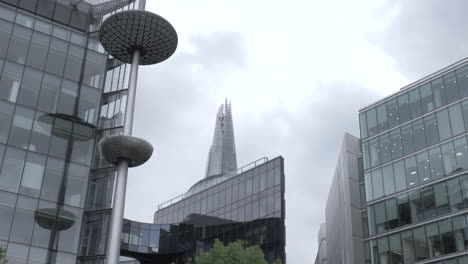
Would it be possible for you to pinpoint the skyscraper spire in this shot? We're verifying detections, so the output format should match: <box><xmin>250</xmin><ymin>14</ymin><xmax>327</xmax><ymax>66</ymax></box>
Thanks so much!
<box><xmin>205</xmin><ymin>100</ymin><xmax>238</xmax><ymax>177</ymax></box>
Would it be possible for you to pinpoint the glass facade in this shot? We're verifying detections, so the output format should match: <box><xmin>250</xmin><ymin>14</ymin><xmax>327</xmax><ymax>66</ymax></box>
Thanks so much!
<box><xmin>361</xmin><ymin>60</ymin><xmax>468</xmax><ymax>263</ymax></box>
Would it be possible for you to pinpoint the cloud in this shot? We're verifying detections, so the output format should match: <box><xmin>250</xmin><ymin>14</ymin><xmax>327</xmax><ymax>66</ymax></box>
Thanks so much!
<box><xmin>369</xmin><ymin>0</ymin><xmax>468</xmax><ymax>80</ymax></box>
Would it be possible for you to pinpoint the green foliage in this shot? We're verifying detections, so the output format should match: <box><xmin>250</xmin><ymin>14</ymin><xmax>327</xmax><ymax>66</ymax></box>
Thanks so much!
<box><xmin>0</xmin><ymin>245</ymin><xmax>6</xmax><ymax>264</ymax></box>
<box><xmin>272</xmin><ymin>259</ymin><xmax>283</xmax><ymax>264</ymax></box>
<box><xmin>196</xmin><ymin>239</ymin><xmax>268</xmax><ymax>264</ymax></box>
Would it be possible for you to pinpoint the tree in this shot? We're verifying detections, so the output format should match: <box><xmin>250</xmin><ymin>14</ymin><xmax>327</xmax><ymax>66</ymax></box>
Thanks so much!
<box><xmin>0</xmin><ymin>245</ymin><xmax>6</xmax><ymax>264</ymax></box>
<box><xmin>273</xmin><ymin>259</ymin><xmax>283</xmax><ymax>264</ymax></box>
<box><xmin>196</xmin><ymin>239</ymin><xmax>268</xmax><ymax>264</ymax></box>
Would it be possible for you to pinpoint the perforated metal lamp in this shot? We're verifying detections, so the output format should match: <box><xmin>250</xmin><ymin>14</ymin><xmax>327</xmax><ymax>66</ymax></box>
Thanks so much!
<box><xmin>98</xmin><ymin>10</ymin><xmax>177</xmax><ymax>264</ymax></box>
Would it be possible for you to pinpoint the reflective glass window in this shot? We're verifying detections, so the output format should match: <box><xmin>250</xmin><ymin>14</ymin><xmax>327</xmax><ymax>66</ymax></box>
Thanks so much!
<box><xmin>366</xmin><ymin>108</ymin><xmax>378</xmax><ymax>137</ymax></box>
<box><xmin>29</xmin><ymin>110</ymin><xmax>52</xmax><ymax>154</ymax></box>
<box><xmin>421</xmin><ymin>83</ymin><xmax>434</xmax><ymax>114</ymax></box>
<box><xmin>40</xmin><ymin>157</ymin><xmax>65</xmax><ymax>202</ymax></box>
<box><xmin>71</xmin><ymin>123</ymin><xmax>94</xmax><ymax>165</ymax></box>
<box><xmin>64</xmin><ymin>44</ymin><xmax>84</xmax><ymax>82</ymax></box>
<box><xmin>441</xmin><ymin>142</ymin><xmax>457</xmax><ymax>175</ymax></box>
<box><xmin>444</xmin><ymin>72</ymin><xmax>460</xmax><ymax>103</ymax></box>
<box><xmin>416</xmin><ymin>151</ymin><xmax>431</xmax><ymax>184</ymax></box>
<box><xmin>70</xmin><ymin>10</ymin><xmax>87</xmax><ymax>31</ymax></box>
<box><xmin>8</xmin><ymin>106</ymin><xmax>35</xmax><ymax>149</ymax></box>
<box><xmin>19</xmin><ymin>152</ymin><xmax>46</xmax><ymax>197</ymax></box>
<box><xmin>387</xmin><ymin>98</ymin><xmax>399</xmax><ymax>128</ymax></box>
<box><xmin>421</xmin><ymin>186</ymin><xmax>436</xmax><ymax>219</ymax></box>
<box><xmin>0</xmin><ymin>147</ymin><xmax>26</xmax><ymax>193</ymax></box>
<box><xmin>429</xmin><ymin>147</ymin><xmax>444</xmax><ymax>180</ymax></box>
<box><xmin>0</xmin><ymin>5</ymin><xmax>15</xmax><ymax>21</ymax></box>
<box><xmin>447</xmin><ymin>178</ymin><xmax>463</xmax><ymax>212</ymax></box>
<box><xmin>437</xmin><ymin>109</ymin><xmax>452</xmax><ymax>141</ymax></box>
<box><xmin>37</xmin><ymin>73</ymin><xmax>61</xmax><ymax>113</ymax></box>
<box><xmin>369</xmin><ymin>137</ymin><xmax>380</xmax><ymax>167</ymax></box>
<box><xmin>405</xmin><ymin>156</ymin><xmax>418</xmax><ymax>187</ymax></box>
<box><xmin>0</xmin><ymin>61</ymin><xmax>24</xmax><ymax>103</ymax></box>
<box><xmin>17</xmin><ymin>67</ymin><xmax>43</xmax><ymax>108</ymax></box>
<box><xmin>451</xmin><ymin>215</ymin><xmax>468</xmax><ymax>251</ymax></box>
<box><xmin>45</xmin><ymin>38</ymin><xmax>68</xmax><ymax>76</ymax></box>
<box><xmin>454</xmin><ymin>136</ymin><xmax>468</xmax><ymax>171</ymax></box>
<box><xmin>57</xmin><ymin>206</ymin><xmax>82</xmax><ymax>253</ymax></box>
<box><xmin>0</xmin><ymin>191</ymin><xmax>16</xmax><ymax>240</ymax></box>
<box><xmin>382</xmin><ymin>164</ymin><xmax>395</xmax><ymax>196</ymax></box>
<box><xmin>413</xmin><ymin>119</ymin><xmax>427</xmax><ymax>151</ymax></box>
<box><xmin>377</xmin><ymin>104</ymin><xmax>388</xmax><ymax>133</ymax></box>
<box><xmin>401</xmin><ymin>124</ymin><xmax>414</xmax><ymax>155</ymax></box>
<box><xmin>434</xmin><ymin>182</ymin><xmax>449</xmax><ymax>216</ymax></box>
<box><xmin>374</xmin><ymin>201</ymin><xmax>386</xmax><ymax>233</ymax></box>
<box><xmin>363</xmin><ymin>141</ymin><xmax>370</xmax><ymax>169</ymax></box>
<box><xmin>432</xmin><ymin>78</ymin><xmax>447</xmax><ymax>109</ymax></box>
<box><xmin>397</xmin><ymin>194</ymin><xmax>411</xmax><ymax>226</ymax></box>
<box><xmin>409</xmin><ymin>88</ymin><xmax>422</xmax><ymax>119</ymax></box>
<box><xmin>7</xmin><ymin>25</ymin><xmax>32</xmax><ymax>64</ymax></box>
<box><xmin>36</xmin><ymin>0</ymin><xmax>56</xmax><ymax>18</ymax></box>
<box><xmin>414</xmin><ymin>226</ymin><xmax>429</xmax><ymax>261</ymax></box>
<box><xmin>389</xmin><ymin>233</ymin><xmax>402</xmax><ymax>264</ymax></box>
<box><xmin>0</xmin><ymin>100</ymin><xmax>14</xmax><ymax>144</ymax></box>
<box><xmin>10</xmin><ymin>196</ymin><xmax>38</xmax><ymax>244</ymax></box>
<box><xmin>379</xmin><ymin>133</ymin><xmax>391</xmax><ymax>163</ymax></box>
<box><xmin>0</xmin><ymin>19</ymin><xmax>13</xmax><ymax>58</ymax></box>
<box><xmin>52</xmin><ymin>25</ymin><xmax>70</xmax><ymax>41</ymax></box>
<box><xmin>56</xmin><ymin>79</ymin><xmax>78</xmax><ymax>115</ymax></box>
<box><xmin>456</xmin><ymin>65</ymin><xmax>468</xmax><ymax>98</ymax></box>
<box><xmin>398</xmin><ymin>93</ymin><xmax>411</xmax><ymax>124</ymax></box>
<box><xmin>410</xmin><ymin>191</ymin><xmax>423</xmax><ymax>222</ymax></box>
<box><xmin>386</xmin><ymin>198</ymin><xmax>398</xmax><ymax>230</ymax></box>
<box><xmin>18</xmin><ymin>0</ymin><xmax>38</xmax><ymax>12</ymax></box>
<box><xmin>439</xmin><ymin>219</ymin><xmax>456</xmax><ymax>254</ymax></box>
<box><xmin>34</xmin><ymin>19</ymin><xmax>52</xmax><ymax>35</ymax></box>
<box><xmin>27</xmin><ymin>31</ymin><xmax>50</xmax><ymax>70</ymax></box>
<box><xmin>372</xmin><ymin>169</ymin><xmax>384</xmax><ymax>200</ymax></box>
<box><xmin>377</xmin><ymin>237</ymin><xmax>390</xmax><ymax>263</ymax></box>
<box><xmin>462</xmin><ymin>101</ymin><xmax>468</xmax><ymax>130</ymax></box>
<box><xmin>426</xmin><ymin>222</ymin><xmax>441</xmax><ymax>257</ymax></box>
<box><xmin>365</xmin><ymin>172</ymin><xmax>373</xmax><ymax>201</ymax></box>
<box><xmin>401</xmin><ymin>230</ymin><xmax>415</xmax><ymax>263</ymax></box>
<box><xmin>360</xmin><ymin>113</ymin><xmax>368</xmax><ymax>138</ymax></box>
<box><xmin>54</xmin><ymin>3</ymin><xmax>72</xmax><ymax>25</ymax></box>
<box><xmin>424</xmin><ymin>114</ymin><xmax>439</xmax><ymax>146</ymax></box>
<box><xmin>390</xmin><ymin>129</ymin><xmax>403</xmax><ymax>159</ymax></box>
<box><xmin>78</xmin><ymin>86</ymin><xmax>101</xmax><ymax>125</ymax></box>
<box><xmin>83</xmin><ymin>50</ymin><xmax>107</xmax><ymax>88</ymax></box>
<box><xmin>448</xmin><ymin>104</ymin><xmax>465</xmax><ymax>136</ymax></box>
<box><xmin>393</xmin><ymin>160</ymin><xmax>407</xmax><ymax>192</ymax></box>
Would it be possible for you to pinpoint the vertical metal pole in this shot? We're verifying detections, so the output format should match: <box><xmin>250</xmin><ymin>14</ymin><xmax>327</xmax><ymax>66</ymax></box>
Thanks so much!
<box><xmin>105</xmin><ymin>50</ymin><xmax>140</xmax><ymax>264</ymax></box>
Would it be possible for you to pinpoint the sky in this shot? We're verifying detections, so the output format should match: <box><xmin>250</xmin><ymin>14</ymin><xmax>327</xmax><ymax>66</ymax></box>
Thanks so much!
<box><xmin>123</xmin><ymin>0</ymin><xmax>468</xmax><ymax>263</ymax></box>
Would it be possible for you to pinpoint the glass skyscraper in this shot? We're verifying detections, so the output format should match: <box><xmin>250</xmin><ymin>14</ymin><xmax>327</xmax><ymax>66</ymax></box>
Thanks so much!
<box><xmin>360</xmin><ymin>58</ymin><xmax>468</xmax><ymax>263</ymax></box>
<box><xmin>0</xmin><ymin>0</ymin><xmax>146</xmax><ymax>263</ymax></box>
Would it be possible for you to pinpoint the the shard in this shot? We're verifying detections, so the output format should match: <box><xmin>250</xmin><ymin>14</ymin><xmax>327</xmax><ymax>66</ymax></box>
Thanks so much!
<box><xmin>205</xmin><ymin>100</ymin><xmax>238</xmax><ymax>177</ymax></box>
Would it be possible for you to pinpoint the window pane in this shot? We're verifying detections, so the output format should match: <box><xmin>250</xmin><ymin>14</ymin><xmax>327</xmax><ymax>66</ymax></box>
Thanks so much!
<box><xmin>0</xmin><ymin>19</ymin><xmax>13</xmax><ymax>58</ymax></box>
<box><xmin>37</xmin><ymin>73</ymin><xmax>61</xmax><ymax>113</ymax></box>
<box><xmin>369</xmin><ymin>137</ymin><xmax>380</xmax><ymax>167</ymax></box>
<box><xmin>421</xmin><ymin>186</ymin><xmax>436</xmax><ymax>220</ymax></box>
<box><xmin>389</xmin><ymin>233</ymin><xmax>403</xmax><ymax>264</ymax></box>
<box><xmin>456</xmin><ymin>65</ymin><xmax>468</xmax><ymax>98</ymax></box>
<box><xmin>451</xmin><ymin>215</ymin><xmax>468</xmax><ymax>251</ymax></box>
<box><xmin>412</xmin><ymin>119</ymin><xmax>427</xmax><ymax>151</ymax></box>
<box><xmin>447</xmin><ymin>178</ymin><xmax>463</xmax><ymax>212</ymax></box>
<box><xmin>45</xmin><ymin>38</ymin><xmax>68</xmax><ymax>76</ymax></box>
<box><xmin>434</xmin><ymin>182</ymin><xmax>449</xmax><ymax>216</ymax></box>
<box><xmin>449</xmin><ymin>104</ymin><xmax>465</xmax><ymax>136</ymax></box>
<box><xmin>454</xmin><ymin>136</ymin><xmax>468</xmax><ymax>171</ymax></box>
<box><xmin>397</xmin><ymin>194</ymin><xmax>411</xmax><ymax>226</ymax></box>
<box><xmin>372</xmin><ymin>169</ymin><xmax>384</xmax><ymax>200</ymax></box>
<box><xmin>360</xmin><ymin>113</ymin><xmax>368</xmax><ymax>138</ymax></box>
<box><xmin>0</xmin><ymin>191</ymin><xmax>16</xmax><ymax>240</ymax></box>
<box><xmin>375</xmin><ymin>201</ymin><xmax>386</xmax><ymax>233</ymax></box>
<box><xmin>17</xmin><ymin>67</ymin><xmax>43</xmax><ymax>108</ymax></box>
<box><xmin>409</xmin><ymin>88</ymin><xmax>422</xmax><ymax>119</ymax></box>
<box><xmin>421</xmin><ymin>83</ymin><xmax>434</xmax><ymax>114</ymax></box>
<box><xmin>402</xmin><ymin>230</ymin><xmax>415</xmax><ymax>263</ymax></box>
<box><xmin>56</xmin><ymin>79</ymin><xmax>78</xmax><ymax>115</ymax></box>
<box><xmin>367</xmin><ymin>108</ymin><xmax>378</xmax><ymax>137</ymax></box>
<box><xmin>393</xmin><ymin>160</ymin><xmax>407</xmax><ymax>192</ymax></box>
<box><xmin>437</xmin><ymin>109</ymin><xmax>452</xmax><ymax>141</ymax></box>
<box><xmin>410</xmin><ymin>191</ymin><xmax>423</xmax><ymax>222</ymax></box>
<box><xmin>429</xmin><ymin>147</ymin><xmax>444</xmax><ymax>180</ymax></box>
<box><xmin>64</xmin><ymin>163</ymin><xmax>89</xmax><ymax>208</ymax></box>
<box><xmin>382</xmin><ymin>164</ymin><xmax>395</xmax><ymax>196</ymax></box>
<box><xmin>0</xmin><ymin>61</ymin><xmax>23</xmax><ymax>103</ymax></box>
<box><xmin>432</xmin><ymin>78</ymin><xmax>447</xmax><ymax>109</ymax></box>
<box><xmin>426</xmin><ymin>223</ymin><xmax>442</xmax><ymax>257</ymax></box>
<box><xmin>387</xmin><ymin>99</ymin><xmax>399</xmax><ymax>128</ymax></box>
<box><xmin>365</xmin><ymin>172</ymin><xmax>373</xmax><ymax>201</ymax></box>
<box><xmin>401</xmin><ymin>124</ymin><xmax>415</xmax><ymax>155</ymax></box>
<box><xmin>26</xmin><ymin>31</ymin><xmax>50</xmax><ymax>70</ymax></box>
<box><xmin>379</xmin><ymin>133</ymin><xmax>391</xmax><ymax>163</ymax></box>
<box><xmin>83</xmin><ymin>50</ymin><xmax>107</xmax><ymax>88</ymax></box>
<box><xmin>386</xmin><ymin>198</ymin><xmax>398</xmax><ymax>230</ymax></box>
<box><xmin>63</xmin><ymin>44</ymin><xmax>84</xmax><ymax>82</ymax></box>
<box><xmin>0</xmin><ymin>147</ymin><xmax>26</xmax><ymax>193</ymax></box>
<box><xmin>424</xmin><ymin>114</ymin><xmax>439</xmax><ymax>146</ymax></box>
<box><xmin>0</xmin><ymin>100</ymin><xmax>14</xmax><ymax>144</ymax></box>
<box><xmin>8</xmin><ymin>106</ymin><xmax>35</xmax><ymax>149</ymax></box>
<box><xmin>363</xmin><ymin>141</ymin><xmax>370</xmax><ymax>169</ymax></box>
<box><xmin>405</xmin><ymin>156</ymin><xmax>418</xmax><ymax>187</ymax></box>
<box><xmin>29</xmin><ymin>111</ymin><xmax>52</xmax><ymax>154</ymax></box>
<box><xmin>78</xmin><ymin>86</ymin><xmax>101</xmax><ymax>125</ymax></box>
<box><xmin>378</xmin><ymin>236</ymin><xmax>390</xmax><ymax>263</ymax></box>
<box><xmin>398</xmin><ymin>93</ymin><xmax>411</xmax><ymax>124</ymax></box>
<box><xmin>439</xmin><ymin>219</ymin><xmax>456</xmax><ymax>254</ymax></box>
<box><xmin>441</xmin><ymin>142</ymin><xmax>457</xmax><ymax>175</ymax></box>
<box><xmin>36</xmin><ymin>0</ymin><xmax>56</xmax><ymax>18</ymax></box>
<box><xmin>416</xmin><ymin>151</ymin><xmax>431</xmax><ymax>184</ymax></box>
<box><xmin>19</xmin><ymin>152</ymin><xmax>46</xmax><ymax>197</ymax></box>
<box><xmin>377</xmin><ymin>104</ymin><xmax>388</xmax><ymax>132</ymax></box>
<box><xmin>9</xmin><ymin>196</ymin><xmax>38</xmax><ymax>244</ymax></box>
<box><xmin>443</xmin><ymin>72</ymin><xmax>460</xmax><ymax>103</ymax></box>
<box><xmin>414</xmin><ymin>226</ymin><xmax>429</xmax><ymax>261</ymax></box>
<box><xmin>6</xmin><ymin>25</ymin><xmax>32</xmax><ymax>64</ymax></box>
<box><xmin>390</xmin><ymin>128</ymin><xmax>403</xmax><ymax>159</ymax></box>
<box><xmin>57</xmin><ymin>206</ymin><xmax>82</xmax><ymax>253</ymax></box>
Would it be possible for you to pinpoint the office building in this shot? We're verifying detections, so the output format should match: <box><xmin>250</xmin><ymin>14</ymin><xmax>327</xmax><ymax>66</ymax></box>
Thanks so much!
<box><xmin>360</xmin><ymin>58</ymin><xmax>468</xmax><ymax>263</ymax></box>
<box><xmin>315</xmin><ymin>223</ymin><xmax>327</xmax><ymax>264</ymax></box>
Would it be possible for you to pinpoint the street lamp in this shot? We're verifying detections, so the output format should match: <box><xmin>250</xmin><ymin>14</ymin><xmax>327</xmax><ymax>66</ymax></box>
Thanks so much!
<box><xmin>97</xmin><ymin>10</ymin><xmax>177</xmax><ymax>264</ymax></box>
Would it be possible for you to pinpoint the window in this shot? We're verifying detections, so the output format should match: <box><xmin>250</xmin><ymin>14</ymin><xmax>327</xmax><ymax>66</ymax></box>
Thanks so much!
<box><xmin>447</xmin><ymin>178</ymin><xmax>463</xmax><ymax>212</ymax></box>
<box><xmin>40</xmin><ymin>157</ymin><xmax>65</xmax><ymax>203</ymax></box>
<box><xmin>56</xmin><ymin>79</ymin><xmax>78</xmax><ymax>115</ymax></box>
<box><xmin>437</xmin><ymin>109</ymin><xmax>452</xmax><ymax>141</ymax></box>
<box><xmin>401</xmin><ymin>230</ymin><xmax>415</xmax><ymax>263</ymax></box>
<box><xmin>378</xmin><ymin>237</ymin><xmax>390</xmax><ymax>263</ymax></box>
<box><xmin>413</xmin><ymin>226</ymin><xmax>429</xmax><ymax>261</ymax></box>
<box><xmin>443</xmin><ymin>72</ymin><xmax>460</xmax><ymax>103</ymax></box>
<box><xmin>416</xmin><ymin>151</ymin><xmax>431</xmax><ymax>183</ymax></box>
<box><xmin>421</xmin><ymin>186</ymin><xmax>436</xmax><ymax>219</ymax></box>
<box><xmin>441</xmin><ymin>142</ymin><xmax>457</xmax><ymax>175</ymax></box>
<box><xmin>0</xmin><ymin>100</ymin><xmax>14</xmax><ymax>144</ymax></box>
<box><xmin>83</xmin><ymin>50</ymin><xmax>107</xmax><ymax>88</ymax></box>
<box><xmin>409</xmin><ymin>191</ymin><xmax>423</xmax><ymax>221</ymax></box>
<box><xmin>375</xmin><ymin>201</ymin><xmax>386</xmax><ymax>233</ymax></box>
<box><xmin>17</xmin><ymin>67</ymin><xmax>43</xmax><ymax>108</ymax></box>
<box><xmin>8</xmin><ymin>106</ymin><xmax>35</xmax><ymax>149</ymax></box>
<box><xmin>0</xmin><ymin>147</ymin><xmax>26</xmax><ymax>193</ymax></box>
<box><xmin>365</xmin><ymin>172</ymin><xmax>373</xmax><ymax>201</ymax></box>
<box><xmin>456</xmin><ymin>65</ymin><xmax>468</xmax><ymax>98</ymax></box>
<box><xmin>372</xmin><ymin>169</ymin><xmax>384</xmax><ymax>199</ymax></box>
<box><xmin>389</xmin><ymin>234</ymin><xmax>403</xmax><ymax>264</ymax></box>
<box><xmin>439</xmin><ymin>219</ymin><xmax>456</xmax><ymax>254</ymax></box>
<box><xmin>379</xmin><ymin>133</ymin><xmax>391</xmax><ymax>163</ymax></box>
<box><xmin>434</xmin><ymin>182</ymin><xmax>449</xmax><ymax>216</ymax></box>
<box><xmin>9</xmin><ymin>196</ymin><xmax>38</xmax><ymax>244</ymax></box>
<box><xmin>387</xmin><ymin>99</ymin><xmax>399</xmax><ymax>128</ymax></box>
<box><xmin>397</xmin><ymin>194</ymin><xmax>411</xmax><ymax>225</ymax></box>
<box><xmin>449</xmin><ymin>104</ymin><xmax>465</xmax><ymax>136</ymax></box>
<box><xmin>451</xmin><ymin>215</ymin><xmax>468</xmax><ymax>251</ymax></box>
<box><xmin>424</xmin><ymin>114</ymin><xmax>439</xmax><ymax>146</ymax></box>
<box><xmin>454</xmin><ymin>136</ymin><xmax>468</xmax><ymax>171</ymax></box>
<box><xmin>369</xmin><ymin>137</ymin><xmax>381</xmax><ymax>167</ymax></box>
<box><xmin>29</xmin><ymin>111</ymin><xmax>52</xmax><ymax>154</ymax></box>
<box><xmin>393</xmin><ymin>160</ymin><xmax>407</xmax><ymax>192</ymax></box>
<box><xmin>412</xmin><ymin>119</ymin><xmax>427</xmax><ymax>151</ymax></box>
<box><xmin>385</xmin><ymin>198</ymin><xmax>399</xmax><ymax>229</ymax></box>
<box><xmin>409</xmin><ymin>88</ymin><xmax>422</xmax><ymax>119</ymax></box>
<box><xmin>398</xmin><ymin>93</ymin><xmax>411</xmax><ymax>124</ymax></box>
<box><xmin>390</xmin><ymin>128</ymin><xmax>403</xmax><ymax>159</ymax></box>
<box><xmin>401</xmin><ymin>124</ymin><xmax>415</xmax><ymax>155</ymax></box>
<box><xmin>367</xmin><ymin>108</ymin><xmax>378</xmax><ymax>137</ymax></box>
<box><xmin>45</xmin><ymin>38</ymin><xmax>68</xmax><ymax>76</ymax></box>
<box><xmin>19</xmin><ymin>152</ymin><xmax>46</xmax><ymax>197</ymax></box>
<box><xmin>382</xmin><ymin>164</ymin><xmax>395</xmax><ymax>196</ymax></box>
<box><xmin>78</xmin><ymin>86</ymin><xmax>101</xmax><ymax>125</ymax></box>
<box><xmin>377</xmin><ymin>104</ymin><xmax>388</xmax><ymax>132</ymax></box>
<box><xmin>57</xmin><ymin>206</ymin><xmax>82</xmax><ymax>253</ymax></box>
<box><xmin>27</xmin><ymin>32</ymin><xmax>50</xmax><ymax>70</ymax></box>
<box><xmin>0</xmin><ymin>61</ymin><xmax>24</xmax><ymax>103</ymax></box>
<box><xmin>37</xmin><ymin>73</ymin><xmax>61</xmax><ymax>113</ymax></box>
<box><xmin>0</xmin><ymin>19</ymin><xmax>13</xmax><ymax>58</ymax></box>
<box><xmin>405</xmin><ymin>156</ymin><xmax>418</xmax><ymax>187</ymax></box>
<box><xmin>360</xmin><ymin>113</ymin><xmax>368</xmax><ymax>138</ymax></box>
<box><xmin>63</xmin><ymin>44</ymin><xmax>84</xmax><ymax>81</ymax></box>
<box><xmin>6</xmin><ymin>25</ymin><xmax>32</xmax><ymax>64</ymax></box>
<box><xmin>432</xmin><ymin>78</ymin><xmax>447</xmax><ymax>109</ymax></box>
<box><xmin>426</xmin><ymin>223</ymin><xmax>442</xmax><ymax>257</ymax></box>
<box><xmin>0</xmin><ymin>191</ymin><xmax>16</xmax><ymax>240</ymax></box>
<box><xmin>363</xmin><ymin>141</ymin><xmax>370</xmax><ymax>169</ymax></box>
<box><xmin>429</xmin><ymin>147</ymin><xmax>444</xmax><ymax>180</ymax></box>
<box><xmin>420</xmin><ymin>83</ymin><xmax>434</xmax><ymax>114</ymax></box>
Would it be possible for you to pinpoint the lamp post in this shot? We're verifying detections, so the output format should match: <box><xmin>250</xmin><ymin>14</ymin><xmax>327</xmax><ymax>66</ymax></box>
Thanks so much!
<box><xmin>98</xmin><ymin>10</ymin><xmax>177</xmax><ymax>264</ymax></box>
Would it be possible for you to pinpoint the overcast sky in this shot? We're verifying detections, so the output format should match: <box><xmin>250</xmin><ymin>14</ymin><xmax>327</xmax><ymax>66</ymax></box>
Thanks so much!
<box><xmin>123</xmin><ymin>1</ymin><xmax>468</xmax><ymax>263</ymax></box>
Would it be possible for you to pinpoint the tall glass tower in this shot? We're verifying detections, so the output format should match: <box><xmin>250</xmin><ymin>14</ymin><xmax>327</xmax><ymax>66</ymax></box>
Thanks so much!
<box><xmin>205</xmin><ymin>100</ymin><xmax>237</xmax><ymax>178</ymax></box>
<box><xmin>360</xmin><ymin>58</ymin><xmax>468</xmax><ymax>263</ymax></box>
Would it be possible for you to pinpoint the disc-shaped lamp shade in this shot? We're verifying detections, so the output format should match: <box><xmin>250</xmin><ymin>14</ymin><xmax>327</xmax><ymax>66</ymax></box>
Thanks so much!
<box><xmin>99</xmin><ymin>10</ymin><xmax>178</xmax><ymax>65</ymax></box>
<box><xmin>34</xmin><ymin>208</ymin><xmax>76</xmax><ymax>231</ymax></box>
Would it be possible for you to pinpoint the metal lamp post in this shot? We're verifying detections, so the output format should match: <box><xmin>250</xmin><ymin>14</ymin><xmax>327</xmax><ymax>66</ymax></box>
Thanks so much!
<box><xmin>98</xmin><ymin>10</ymin><xmax>178</xmax><ymax>264</ymax></box>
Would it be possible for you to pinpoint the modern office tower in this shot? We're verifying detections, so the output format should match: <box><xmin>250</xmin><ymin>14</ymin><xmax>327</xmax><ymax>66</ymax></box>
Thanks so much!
<box><xmin>360</xmin><ymin>58</ymin><xmax>468</xmax><ymax>264</ymax></box>
<box><xmin>205</xmin><ymin>100</ymin><xmax>237</xmax><ymax>178</ymax></box>
<box><xmin>0</xmin><ymin>0</ymin><xmax>146</xmax><ymax>263</ymax></box>
<box><xmin>313</xmin><ymin>133</ymin><xmax>365</xmax><ymax>264</ymax></box>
